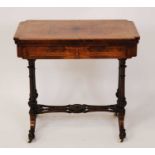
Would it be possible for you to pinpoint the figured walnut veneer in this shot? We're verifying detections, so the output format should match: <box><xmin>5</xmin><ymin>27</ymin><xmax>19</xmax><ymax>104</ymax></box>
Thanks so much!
<box><xmin>14</xmin><ymin>20</ymin><xmax>139</xmax><ymax>59</ymax></box>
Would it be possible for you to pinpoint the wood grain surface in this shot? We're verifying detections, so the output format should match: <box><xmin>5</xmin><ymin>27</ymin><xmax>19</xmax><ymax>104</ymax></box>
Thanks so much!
<box><xmin>14</xmin><ymin>20</ymin><xmax>140</xmax><ymax>59</ymax></box>
<box><xmin>14</xmin><ymin>20</ymin><xmax>139</xmax><ymax>41</ymax></box>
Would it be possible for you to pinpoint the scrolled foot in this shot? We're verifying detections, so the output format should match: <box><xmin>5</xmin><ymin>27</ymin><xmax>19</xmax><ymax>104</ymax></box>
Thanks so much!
<box><xmin>119</xmin><ymin>128</ymin><xmax>126</xmax><ymax>142</ymax></box>
<box><xmin>28</xmin><ymin>128</ymin><xmax>35</xmax><ymax>143</ymax></box>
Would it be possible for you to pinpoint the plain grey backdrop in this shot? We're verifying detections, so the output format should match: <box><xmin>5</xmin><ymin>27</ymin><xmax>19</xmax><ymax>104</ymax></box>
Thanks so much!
<box><xmin>0</xmin><ymin>7</ymin><xmax>154</xmax><ymax>147</ymax></box>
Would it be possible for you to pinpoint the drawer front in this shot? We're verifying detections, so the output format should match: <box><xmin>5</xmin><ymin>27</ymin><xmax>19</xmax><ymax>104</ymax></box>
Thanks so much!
<box><xmin>18</xmin><ymin>45</ymin><xmax>132</xmax><ymax>59</ymax></box>
<box><xmin>20</xmin><ymin>46</ymin><xmax>79</xmax><ymax>59</ymax></box>
<box><xmin>78</xmin><ymin>46</ymin><xmax>128</xmax><ymax>58</ymax></box>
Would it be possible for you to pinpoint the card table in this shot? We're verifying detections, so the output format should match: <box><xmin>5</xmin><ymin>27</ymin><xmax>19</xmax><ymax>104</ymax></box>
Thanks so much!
<box><xmin>14</xmin><ymin>20</ymin><xmax>140</xmax><ymax>143</ymax></box>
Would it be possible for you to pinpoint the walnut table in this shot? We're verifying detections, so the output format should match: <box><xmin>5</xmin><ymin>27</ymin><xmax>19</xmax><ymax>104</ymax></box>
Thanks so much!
<box><xmin>14</xmin><ymin>20</ymin><xmax>140</xmax><ymax>143</ymax></box>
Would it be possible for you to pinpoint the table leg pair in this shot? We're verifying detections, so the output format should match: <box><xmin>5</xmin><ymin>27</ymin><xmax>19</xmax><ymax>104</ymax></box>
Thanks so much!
<box><xmin>27</xmin><ymin>59</ymin><xmax>127</xmax><ymax>143</ymax></box>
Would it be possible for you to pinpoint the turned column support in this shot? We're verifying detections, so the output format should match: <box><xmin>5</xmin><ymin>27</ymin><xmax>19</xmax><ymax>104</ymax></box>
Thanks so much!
<box><xmin>116</xmin><ymin>59</ymin><xmax>127</xmax><ymax>142</ymax></box>
<box><xmin>27</xmin><ymin>59</ymin><xmax>38</xmax><ymax>143</ymax></box>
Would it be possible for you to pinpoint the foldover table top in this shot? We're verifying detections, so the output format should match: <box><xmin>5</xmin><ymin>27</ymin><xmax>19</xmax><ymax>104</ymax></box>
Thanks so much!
<box><xmin>14</xmin><ymin>20</ymin><xmax>140</xmax><ymax>59</ymax></box>
<box><xmin>14</xmin><ymin>20</ymin><xmax>139</xmax><ymax>42</ymax></box>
